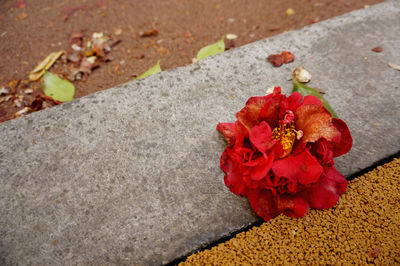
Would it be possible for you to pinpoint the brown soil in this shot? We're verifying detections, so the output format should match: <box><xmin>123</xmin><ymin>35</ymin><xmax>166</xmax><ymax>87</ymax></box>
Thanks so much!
<box><xmin>181</xmin><ymin>158</ymin><xmax>400</xmax><ymax>265</ymax></box>
<box><xmin>0</xmin><ymin>0</ymin><xmax>384</xmax><ymax>122</ymax></box>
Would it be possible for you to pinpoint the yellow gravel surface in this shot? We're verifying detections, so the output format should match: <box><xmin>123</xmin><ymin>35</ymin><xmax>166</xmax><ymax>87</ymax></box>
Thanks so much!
<box><xmin>181</xmin><ymin>158</ymin><xmax>400</xmax><ymax>265</ymax></box>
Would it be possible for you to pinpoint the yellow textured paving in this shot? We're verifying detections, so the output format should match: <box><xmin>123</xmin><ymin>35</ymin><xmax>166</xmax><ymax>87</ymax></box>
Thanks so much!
<box><xmin>181</xmin><ymin>158</ymin><xmax>400</xmax><ymax>265</ymax></box>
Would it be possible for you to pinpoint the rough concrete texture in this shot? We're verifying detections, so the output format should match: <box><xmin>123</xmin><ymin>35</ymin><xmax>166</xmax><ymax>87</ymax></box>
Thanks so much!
<box><xmin>0</xmin><ymin>1</ymin><xmax>399</xmax><ymax>265</ymax></box>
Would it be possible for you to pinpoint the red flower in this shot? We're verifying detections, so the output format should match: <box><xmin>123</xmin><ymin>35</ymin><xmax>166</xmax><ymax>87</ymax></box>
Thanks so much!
<box><xmin>217</xmin><ymin>87</ymin><xmax>352</xmax><ymax>221</ymax></box>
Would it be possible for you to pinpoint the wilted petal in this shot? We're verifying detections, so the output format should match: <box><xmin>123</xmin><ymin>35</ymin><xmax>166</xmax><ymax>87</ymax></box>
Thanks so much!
<box><xmin>236</xmin><ymin>96</ymin><xmax>268</xmax><ymax>131</ymax></box>
<box><xmin>217</xmin><ymin>122</ymin><xmax>236</xmax><ymax>146</ymax></box>
<box><xmin>294</xmin><ymin>104</ymin><xmax>339</xmax><ymax>147</ymax></box>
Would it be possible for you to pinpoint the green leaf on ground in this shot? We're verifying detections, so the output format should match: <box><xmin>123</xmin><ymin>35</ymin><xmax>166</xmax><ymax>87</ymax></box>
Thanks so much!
<box><xmin>136</xmin><ymin>59</ymin><xmax>162</xmax><ymax>80</ymax></box>
<box><xmin>292</xmin><ymin>81</ymin><xmax>338</xmax><ymax>118</ymax></box>
<box><xmin>196</xmin><ymin>36</ymin><xmax>225</xmax><ymax>60</ymax></box>
<box><xmin>43</xmin><ymin>71</ymin><xmax>75</xmax><ymax>102</ymax></box>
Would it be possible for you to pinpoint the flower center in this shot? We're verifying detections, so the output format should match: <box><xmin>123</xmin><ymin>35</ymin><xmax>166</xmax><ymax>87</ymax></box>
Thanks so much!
<box><xmin>272</xmin><ymin>122</ymin><xmax>296</xmax><ymax>158</ymax></box>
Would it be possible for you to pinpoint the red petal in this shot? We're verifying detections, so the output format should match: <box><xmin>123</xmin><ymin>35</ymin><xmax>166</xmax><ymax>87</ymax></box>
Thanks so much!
<box><xmin>302</xmin><ymin>95</ymin><xmax>322</xmax><ymax>106</ymax></box>
<box><xmin>259</xmin><ymin>88</ymin><xmax>284</xmax><ymax>129</ymax></box>
<box><xmin>276</xmin><ymin>194</ymin><xmax>309</xmax><ymax>218</ymax></box>
<box><xmin>331</xmin><ymin>118</ymin><xmax>352</xmax><ymax>157</ymax></box>
<box><xmin>220</xmin><ymin>148</ymin><xmax>230</xmax><ymax>173</ymax></box>
<box><xmin>247</xmin><ymin>189</ymin><xmax>279</xmax><ymax>221</ymax></box>
<box><xmin>223</xmin><ymin>155</ymin><xmax>247</xmax><ymax>196</ymax></box>
<box><xmin>249</xmin><ymin>121</ymin><xmax>274</xmax><ymax>153</ymax></box>
<box><xmin>245</xmin><ymin>153</ymin><xmax>274</xmax><ymax>181</ymax></box>
<box><xmin>311</xmin><ymin>138</ymin><xmax>334</xmax><ymax>167</ymax></box>
<box><xmin>216</xmin><ymin>122</ymin><xmax>236</xmax><ymax>146</ymax></box>
<box><xmin>294</xmin><ymin>104</ymin><xmax>339</xmax><ymax>147</ymax></box>
<box><xmin>287</xmin><ymin>91</ymin><xmax>304</xmax><ymax>111</ymax></box>
<box><xmin>278</xmin><ymin>92</ymin><xmax>303</xmax><ymax>120</ymax></box>
<box><xmin>272</xmin><ymin>150</ymin><xmax>323</xmax><ymax>185</ymax></box>
<box><xmin>307</xmin><ymin>167</ymin><xmax>348</xmax><ymax>209</ymax></box>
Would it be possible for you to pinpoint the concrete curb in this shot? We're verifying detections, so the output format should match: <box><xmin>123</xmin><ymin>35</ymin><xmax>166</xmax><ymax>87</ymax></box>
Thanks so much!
<box><xmin>1</xmin><ymin>1</ymin><xmax>399</xmax><ymax>264</ymax></box>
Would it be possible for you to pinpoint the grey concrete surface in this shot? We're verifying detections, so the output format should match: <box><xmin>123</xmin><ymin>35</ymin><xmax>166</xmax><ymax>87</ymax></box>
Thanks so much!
<box><xmin>1</xmin><ymin>1</ymin><xmax>400</xmax><ymax>265</ymax></box>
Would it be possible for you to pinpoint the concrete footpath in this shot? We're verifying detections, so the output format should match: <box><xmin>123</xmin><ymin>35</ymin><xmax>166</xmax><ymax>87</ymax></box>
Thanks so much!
<box><xmin>0</xmin><ymin>1</ymin><xmax>399</xmax><ymax>265</ymax></box>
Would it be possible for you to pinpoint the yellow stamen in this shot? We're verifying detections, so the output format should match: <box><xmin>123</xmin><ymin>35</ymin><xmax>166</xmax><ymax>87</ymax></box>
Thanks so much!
<box><xmin>272</xmin><ymin>122</ymin><xmax>296</xmax><ymax>158</ymax></box>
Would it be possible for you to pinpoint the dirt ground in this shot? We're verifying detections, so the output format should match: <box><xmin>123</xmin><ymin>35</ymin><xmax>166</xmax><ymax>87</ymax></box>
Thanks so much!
<box><xmin>0</xmin><ymin>0</ymin><xmax>384</xmax><ymax>122</ymax></box>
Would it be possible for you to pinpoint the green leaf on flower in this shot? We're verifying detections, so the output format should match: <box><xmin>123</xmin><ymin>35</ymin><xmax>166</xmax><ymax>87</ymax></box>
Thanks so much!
<box><xmin>292</xmin><ymin>81</ymin><xmax>338</xmax><ymax>118</ymax></box>
<box><xmin>136</xmin><ymin>59</ymin><xmax>162</xmax><ymax>80</ymax></box>
<box><xmin>43</xmin><ymin>71</ymin><xmax>75</xmax><ymax>102</ymax></box>
<box><xmin>196</xmin><ymin>36</ymin><xmax>225</xmax><ymax>60</ymax></box>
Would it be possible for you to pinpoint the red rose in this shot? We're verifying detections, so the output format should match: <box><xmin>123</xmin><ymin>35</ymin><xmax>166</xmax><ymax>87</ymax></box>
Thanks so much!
<box><xmin>217</xmin><ymin>87</ymin><xmax>352</xmax><ymax>221</ymax></box>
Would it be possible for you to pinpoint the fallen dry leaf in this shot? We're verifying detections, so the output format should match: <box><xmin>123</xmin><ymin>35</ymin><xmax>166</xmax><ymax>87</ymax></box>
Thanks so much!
<box><xmin>24</xmin><ymin>88</ymin><xmax>33</xmax><ymax>94</ymax></box>
<box><xmin>286</xmin><ymin>8</ymin><xmax>295</xmax><ymax>16</ymax></box>
<box><xmin>79</xmin><ymin>56</ymin><xmax>97</xmax><ymax>74</ymax></box>
<box><xmin>29</xmin><ymin>51</ymin><xmax>64</xmax><ymax>81</ymax></box>
<box><xmin>139</xmin><ymin>29</ymin><xmax>158</xmax><ymax>37</ymax></box>
<box><xmin>68</xmin><ymin>52</ymin><xmax>81</xmax><ymax>63</ymax></box>
<box><xmin>69</xmin><ymin>31</ymin><xmax>84</xmax><ymax>46</ymax></box>
<box><xmin>0</xmin><ymin>108</ymin><xmax>6</xmax><ymax>117</ymax></box>
<box><xmin>17</xmin><ymin>13</ymin><xmax>28</xmax><ymax>20</ymax></box>
<box><xmin>226</xmin><ymin>34</ymin><xmax>238</xmax><ymax>40</ymax></box>
<box><xmin>29</xmin><ymin>94</ymin><xmax>62</xmax><ymax>111</ymax></box>
<box><xmin>157</xmin><ymin>46</ymin><xmax>169</xmax><ymax>55</ymax></box>
<box><xmin>114</xmin><ymin>28</ymin><xmax>122</xmax><ymax>35</ymax></box>
<box><xmin>268</xmin><ymin>26</ymin><xmax>281</xmax><ymax>32</ymax></box>
<box><xmin>14</xmin><ymin>107</ymin><xmax>31</xmax><ymax>117</ymax></box>
<box><xmin>267</xmin><ymin>51</ymin><xmax>295</xmax><ymax>67</ymax></box>
<box><xmin>371</xmin><ymin>46</ymin><xmax>383</xmax><ymax>53</ymax></box>
<box><xmin>0</xmin><ymin>87</ymin><xmax>9</xmax><ymax>95</ymax></box>
<box><xmin>388</xmin><ymin>62</ymin><xmax>400</xmax><ymax>71</ymax></box>
<box><xmin>226</xmin><ymin>40</ymin><xmax>235</xmax><ymax>50</ymax></box>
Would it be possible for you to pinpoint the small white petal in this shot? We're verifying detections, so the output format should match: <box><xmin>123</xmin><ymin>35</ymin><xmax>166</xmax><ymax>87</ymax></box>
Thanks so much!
<box><xmin>293</xmin><ymin>67</ymin><xmax>312</xmax><ymax>83</ymax></box>
<box><xmin>265</xmin><ymin>86</ymin><xmax>275</xmax><ymax>95</ymax></box>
